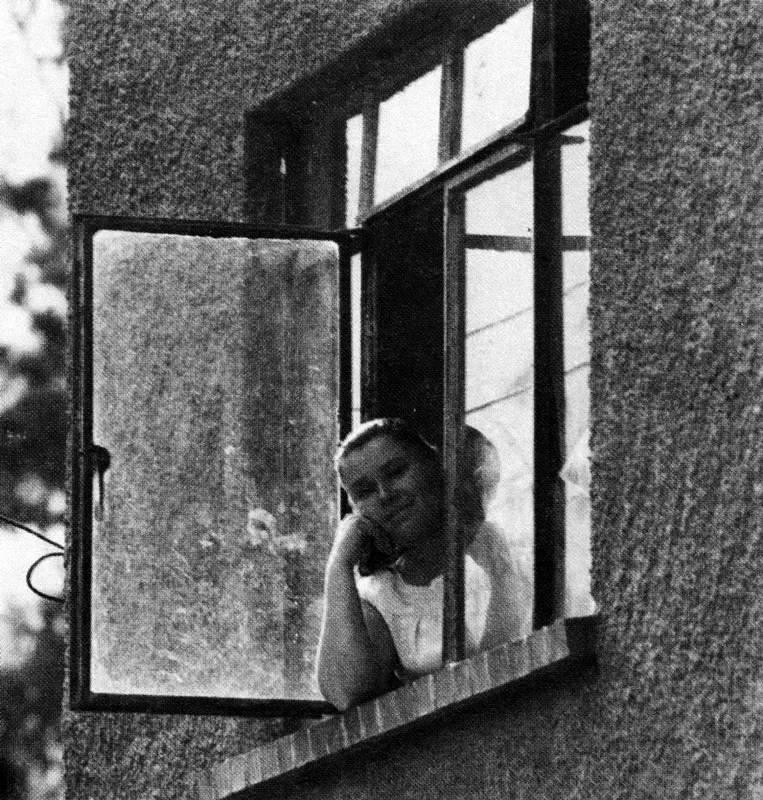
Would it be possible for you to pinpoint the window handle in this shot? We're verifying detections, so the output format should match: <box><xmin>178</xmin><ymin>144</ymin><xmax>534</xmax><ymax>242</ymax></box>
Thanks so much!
<box><xmin>91</xmin><ymin>445</ymin><xmax>111</xmax><ymax>522</ymax></box>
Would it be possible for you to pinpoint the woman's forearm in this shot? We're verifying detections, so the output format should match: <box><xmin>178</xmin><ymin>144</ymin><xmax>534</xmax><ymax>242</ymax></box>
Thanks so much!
<box><xmin>480</xmin><ymin>561</ymin><xmax>532</xmax><ymax>648</ymax></box>
<box><xmin>316</xmin><ymin>559</ymin><xmax>393</xmax><ymax>710</ymax></box>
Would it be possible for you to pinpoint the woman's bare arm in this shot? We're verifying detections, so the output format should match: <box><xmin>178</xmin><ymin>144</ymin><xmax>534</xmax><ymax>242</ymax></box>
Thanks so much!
<box><xmin>316</xmin><ymin>515</ymin><xmax>399</xmax><ymax>710</ymax></box>
<box><xmin>470</xmin><ymin>522</ymin><xmax>533</xmax><ymax>649</ymax></box>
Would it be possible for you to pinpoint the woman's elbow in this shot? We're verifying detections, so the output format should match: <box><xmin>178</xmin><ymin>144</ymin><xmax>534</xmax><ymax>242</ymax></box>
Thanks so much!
<box><xmin>326</xmin><ymin>690</ymin><xmax>355</xmax><ymax>712</ymax></box>
<box><xmin>315</xmin><ymin>653</ymin><xmax>355</xmax><ymax>710</ymax></box>
<box><xmin>317</xmin><ymin>671</ymin><xmax>362</xmax><ymax>711</ymax></box>
<box><xmin>316</xmin><ymin>660</ymin><xmax>388</xmax><ymax>711</ymax></box>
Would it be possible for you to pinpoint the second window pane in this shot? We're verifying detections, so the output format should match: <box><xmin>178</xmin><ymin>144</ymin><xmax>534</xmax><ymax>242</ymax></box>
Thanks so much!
<box><xmin>375</xmin><ymin>67</ymin><xmax>442</xmax><ymax>205</ymax></box>
<box><xmin>461</xmin><ymin>3</ymin><xmax>533</xmax><ymax>152</ymax></box>
<box><xmin>461</xmin><ymin>155</ymin><xmax>536</xmax><ymax>645</ymax></box>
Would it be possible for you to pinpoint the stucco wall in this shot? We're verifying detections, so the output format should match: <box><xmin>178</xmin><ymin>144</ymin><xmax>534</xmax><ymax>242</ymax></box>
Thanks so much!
<box><xmin>586</xmin><ymin>3</ymin><xmax>763</xmax><ymax>795</ymax></box>
<box><xmin>66</xmin><ymin>1</ymin><xmax>763</xmax><ymax>798</ymax></box>
<box><xmin>67</xmin><ymin>0</ymin><xmax>446</xmax><ymax>221</ymax></box>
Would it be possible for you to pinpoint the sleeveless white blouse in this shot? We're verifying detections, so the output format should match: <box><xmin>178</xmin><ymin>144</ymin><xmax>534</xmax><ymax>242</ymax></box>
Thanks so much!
<box><xmin>355</xmin><ymin>555</ymin><xmax>491</xmax><ymax>677</ymax></box>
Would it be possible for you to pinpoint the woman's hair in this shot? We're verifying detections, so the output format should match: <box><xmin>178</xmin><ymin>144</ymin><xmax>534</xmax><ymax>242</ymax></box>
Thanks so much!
<box><xmin>457</xmin><ymin>426</ymin><xmax>501</xmax><ymax>522</ymax></box>
<box><xmin>334</xmin><ymin>417</ymin><xmax>439</xmax><ymax>472</ymax></box>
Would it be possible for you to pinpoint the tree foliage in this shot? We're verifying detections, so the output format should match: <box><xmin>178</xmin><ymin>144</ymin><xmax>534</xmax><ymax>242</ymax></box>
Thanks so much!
<box><xmin>0</xmin><ymin>174</ymin><xmax>67</xmax><ymax>522</ymax></box>
<box><xmin>0</xmin><ymin>168</ymin><xmax>67</xmax><ymax>799</ymax></box>
<box><xmin>0</xmin><ymin>3</ymin><xmax>68</xmax><ymax>792</ymax></box>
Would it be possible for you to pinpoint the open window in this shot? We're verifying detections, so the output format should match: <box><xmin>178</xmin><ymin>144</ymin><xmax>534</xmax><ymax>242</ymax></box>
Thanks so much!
<box><xmin>70</xmin><ymin>0</ymin><xmax>594</xmax><ymax>719</ymax></box>
<box><xmin>70</xmin><ymin>217</ymin><xmax>358</xmax><ymax>715</ymax></box>
<box><xmin>327</xmin><ymin>0</ymin><xmax>594</xmax><ymax>664</ymax></box>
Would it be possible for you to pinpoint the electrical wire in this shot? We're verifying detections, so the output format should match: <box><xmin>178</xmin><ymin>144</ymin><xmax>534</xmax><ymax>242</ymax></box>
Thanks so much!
<box><xmin>0</xmin><ymin>512</ymin><xmax>63</xmax><ymax>549</ymax></box>
<box><xmin>25</xmin><ymin>551</ymin><xmax>64</xmax><ymax>603</ymax></box>
<box><xmin>0</xmin><ymin>512</ymin><xmax>65</xmax><ymax>603</ymax></box>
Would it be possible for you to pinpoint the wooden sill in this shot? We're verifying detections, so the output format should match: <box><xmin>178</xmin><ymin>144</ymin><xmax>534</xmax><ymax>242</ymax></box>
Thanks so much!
<box><xmin>193</xmin><ymin>616</ymin><xmax>597</xmax><ymax>800</ymax></box>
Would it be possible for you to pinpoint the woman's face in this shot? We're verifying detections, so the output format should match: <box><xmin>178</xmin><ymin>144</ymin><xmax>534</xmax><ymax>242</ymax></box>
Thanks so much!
<box><xmin>338</xmin><ymin>435</ymin><xmax>444</xmax><ymax>559</ymax></box>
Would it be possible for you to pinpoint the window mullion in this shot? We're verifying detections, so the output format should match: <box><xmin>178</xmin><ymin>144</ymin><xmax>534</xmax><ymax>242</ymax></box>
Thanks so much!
<box><xmin>530</xmin><ymin>0</ymin><xmax>556</xmax><ymax>126</ymax></box>
<box><xmin>338</xmin><ymin>241</ymin><xmax>354</xmax><ymax>435</ymax></box>
<box><xmin>358</xmin><ymin>92</ymin><xmax>379</xmax><ymax>216</ymax></box>
<box><xmin>359</xmin><ymin>247</ymin><xmax>378</xmax><ymax>425</ymax></box>
<box><xmin>442</xmin><ymin>189</ymin><xmax>467</xmax><ymax>663</ymax></box>
<box><xmin>438</xmin><ymin>35</ymin><xmax>464</xmax><ymax>162</ymax></box>
<box><xmin>532</xmin><ymin>136</ymin><xmax>566</xmax><ymax>629</ymax></box>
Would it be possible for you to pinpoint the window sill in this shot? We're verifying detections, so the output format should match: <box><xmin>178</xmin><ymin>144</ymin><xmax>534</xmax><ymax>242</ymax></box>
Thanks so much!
<box><xmin>193</xmin><ymin>615</ymin><xmax>597</xmax><ymax>800</ymax></box>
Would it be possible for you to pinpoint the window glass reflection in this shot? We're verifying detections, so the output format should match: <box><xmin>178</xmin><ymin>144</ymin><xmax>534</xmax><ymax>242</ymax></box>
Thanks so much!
<box><xmin>90</xmin><ymin>232</ymin><xmax>339</xmax><ymax>700</ymax></box>
<box><xmin>461</xmin><ymin>3</ymin><xmax>533</xmax><ymax>152</ymax></box>
<box><xmin>465</xmin><ymin>157</ymin><xmax>533</xmax><ymax>236</ymax></box>
<box><xmin>561</xmin><ymin>120</ymin><xmax>591</xmax><ymax>236</ymax></box>
<box><xmin>463</xmin><ymin>157</ymin><xmax>536</xmax><ymax>643</ymax></box>
<box><xmin>375</xmin><ymin>67</ymin><xmax>442</xmax><ymax>205</ymax></box>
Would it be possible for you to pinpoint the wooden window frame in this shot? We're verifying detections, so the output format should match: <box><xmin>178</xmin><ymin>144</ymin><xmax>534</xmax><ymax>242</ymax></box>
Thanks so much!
<box><xmin>344</xmin><ymin>0</ymin><xmax>591</xmax><ymax>661</ymax></box>
<box><xmin>69</xmin><ymin>214</ymin><xmax>360</xmax><ymax>716</ymax></box>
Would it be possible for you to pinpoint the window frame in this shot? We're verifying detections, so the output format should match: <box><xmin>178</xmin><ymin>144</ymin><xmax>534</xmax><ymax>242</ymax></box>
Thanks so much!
<box><xmin>440</xmin><ymin>108</ymin><xmax>591</xmax><ymax>657</ymax></box>
<box><xmin>69</xmin><ymin>0</ymin><xmax>593</xmax><ymax>720</ymax></box>
<box><xmin>358</xmin><ymin>106</ymin><xmax>591</xmax><ymax>664</ymax></box>
<box><xmin>69</xmin><ymin>214</ymin><xmax>360</xmax><ymax>717</ymax></box>
<box><xmin>345</xmin><ymin>0</ymin><xmax>591</xmax><ymax>658</ymax></box>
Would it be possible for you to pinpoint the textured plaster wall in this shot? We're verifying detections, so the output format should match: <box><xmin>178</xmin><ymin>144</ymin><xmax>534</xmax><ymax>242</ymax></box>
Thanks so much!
<box><xmin>66</xmin><ymin>1</ymin><xmax>763</xmax><ymax>798</ymax></box>
<box><xmin>67</xmin><ymin>0</ymin><xmax>426</xmax><ymax>220</ymax></box>
<box><xmin>585</xmin><ymin>2</ymin><xmax>763</xmax><ymax>795</ymax></box>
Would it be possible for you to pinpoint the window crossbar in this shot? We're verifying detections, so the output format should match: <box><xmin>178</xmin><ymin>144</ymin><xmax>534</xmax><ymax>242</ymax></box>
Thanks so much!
<box><xmin>465</xmin><ymin>234</ymin><xmax>590</xmax><ymax>252</ymax></box>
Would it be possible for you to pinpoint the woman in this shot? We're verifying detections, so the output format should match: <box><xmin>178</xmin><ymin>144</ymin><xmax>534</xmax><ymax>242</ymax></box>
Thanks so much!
<box><xmin>316</xmin><ymin>418</ymin><xmax>530</xmax><ymax>710</ymax></box>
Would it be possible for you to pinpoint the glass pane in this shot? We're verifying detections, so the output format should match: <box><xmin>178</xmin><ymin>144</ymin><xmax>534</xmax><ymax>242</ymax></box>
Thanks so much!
<box><xmin>461</xmin><ymin>3</ymin><xmax>533</xmax><ymax>152</ymax></box>
<box><xmin>561</xmin><ymin>254</ymin><xmax>593</xmax><ymax>617</ymax></box>
<box><xmin>561</xmin><ymin>120</ymin><xmax>591</xmax><ymax>236</ymax></box>
<box><xmin>90</xmin><ymin>231</ymin><xmax>339</xmax><ymax>700</ymax></box>
<box><xmin>465</xmin><ymin>157</ymin><xmax>533</xmax><ymax>236</ymax></box>
<box><xmin>465</xmin><ymin>277</ymin><xmax>533</xmax><ymax>411</ymax></box>
<box><xmin>375</xmin><ymin>67</ymin><xmax>441</xmax><ymax>205</ymax></box>
<box><xmin>561</xmin><ymin>120</ymin><xmax>594</xmax><ymax>616</ymax></box>
<box><xmin>346</xmin><ymin>114</ymin><xmax>362</xmax><ymax>227</ymax></box>
<box><xmin>466</xmin><ymin>248</ymin><xmax>533</xmax><ymax>333</ymax></box>
<box><xmin>460</xmin><ymin>156</ymin><xmax>535</xmax><ymax>649</ymax></box>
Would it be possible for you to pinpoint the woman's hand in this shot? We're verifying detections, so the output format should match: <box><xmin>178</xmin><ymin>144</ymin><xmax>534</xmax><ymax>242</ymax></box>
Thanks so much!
<box><xmin>317</xmin><ymin>513</ymin><xmax>399</xmax><ymax>709</ymax></box>
<box><xmin>328</xmin><ymin>513</ymin><xmax>394</xmax><ymax>570</ymax></box>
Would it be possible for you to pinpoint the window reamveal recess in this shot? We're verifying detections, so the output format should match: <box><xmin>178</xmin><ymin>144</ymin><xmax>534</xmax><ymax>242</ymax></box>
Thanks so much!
<box><xmin>71</xmin><ymin>0</ymin><xmax>593</xmax><ymax>718</ymax></box>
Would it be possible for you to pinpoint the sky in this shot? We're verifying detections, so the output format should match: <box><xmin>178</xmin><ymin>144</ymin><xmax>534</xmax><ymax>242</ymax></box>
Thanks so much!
<box><xmin>0</xmin><ymin>0</ymin><xmax>67</xmax><ymax>665</ymax></box>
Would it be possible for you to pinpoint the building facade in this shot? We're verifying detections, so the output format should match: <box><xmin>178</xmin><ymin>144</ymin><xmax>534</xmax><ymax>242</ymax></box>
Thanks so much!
<box><xmin>66</xmin><ymin>1</ymin><xmax>763</xmax><ymax>798</ymax></box>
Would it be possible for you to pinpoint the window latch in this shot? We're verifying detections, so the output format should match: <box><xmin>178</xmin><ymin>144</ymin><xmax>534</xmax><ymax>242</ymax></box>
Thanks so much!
<box><xmin>91</xmin><ymin>444</ymin><xmax>111</xmax><ymax>521</ymax></box>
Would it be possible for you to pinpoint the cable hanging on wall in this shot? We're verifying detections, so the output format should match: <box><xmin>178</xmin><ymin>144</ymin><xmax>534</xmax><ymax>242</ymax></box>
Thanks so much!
<box><xmin>0</xmin><ymin>512</ymin><xmax>65</xmax><ymax>604</ymax></box>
